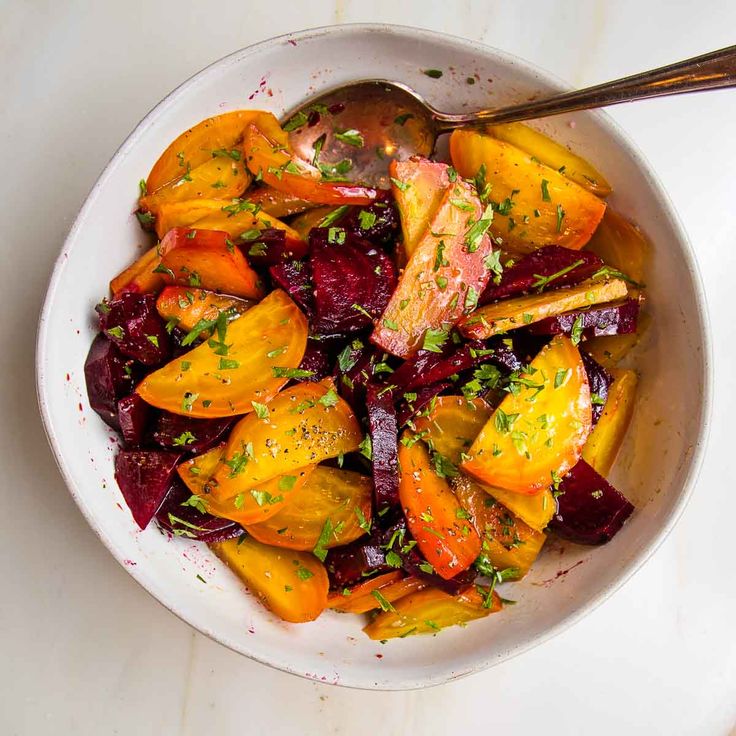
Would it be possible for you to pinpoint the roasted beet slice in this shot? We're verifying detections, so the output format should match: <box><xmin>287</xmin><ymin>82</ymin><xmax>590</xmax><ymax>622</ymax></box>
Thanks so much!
<box><xmin>295</xmin><ymin>339</ymin><xmax>332</xmax><ymax>382</ymax></box>
<box><xmin>114</xmin><ymin>449</ymin><xmax>182</xmax><ymax>529</ymax></box>
<box><xmin>268</xmin><ymin>259</ymin><xmax>315</xmax><ymax>316</ymax></box>
<box><xmin>335</xmin><ymin>339</ymin><xmax>384</xmax><ymax>412</ymax></box>
<box><xmin>549</xmin><ymin>460</ymin><xmax>634</xmax><ymax>544</ymax></box>
<box><xmin>84</xmin><ymin>333</ymin><xmax>136</xmax><ymax>430</ymax></box>
<box><xmin>528</xmin><ymin>298</ymin><xmax>640</xmax><ymax>339</ymax></box>
<box><xmin>310</xmin><ymin>231</ymin><xmax>397</xmax><ymax>336</ymax></box>
<box><xmin>336</xmin><ymin>199</ymin><xmax>399</xmax><ymax>245</ymax></box>
<box><xmin>97</xmin><ymin>292</ymin><xmax>171</xmax><ymax>366</ymax></box>
<box><xmin>155</xmin><ymin>478</ymin><xmax>242</xmax><ymax>543</ymax></box>
<box><xmin>396</xmin><ymin>382</ymin><xmax>451</xmax><ymax>426</ymax></box>
<box><xmin>402</xmin><ymin>549</ymin><xmax>477</xmax><ymax>596</ymax></box>
<box><xmin>480</xmin><ymin>246</ymin><xmax>603</xmax><ymax>304</ymax></box>
<box><xmin>240</xmin><ymin>228</ymin><xmax>308</xmax><ymax>267</ymax></box>
<box><xmin>151</xmin><ymin>412</ymin><xmax>233</xmax><ymax>453</ymax></box>
<box><xmin>366</xmin><ymin>383</ymin><xmax>400</xmax><ymax>511</ymax></box>
<box><xmin>117</xmin><ymin>393</ymin><xmax>151</xmax><ymax>447</ymax></box>
<box><xmin>390</xmin><ymin>339</ymin><xmax>522</xmax><ymax>392</ymax></box>
<box><xmin>581</xmin><ymin>352</ymin><xmax>613</xmax><ymax>425</ymax></box>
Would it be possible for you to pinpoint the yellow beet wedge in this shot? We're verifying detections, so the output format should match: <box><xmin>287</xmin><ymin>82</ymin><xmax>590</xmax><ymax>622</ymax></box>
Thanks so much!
<box><xmin>136</xmin><ymin>289</ymin><xmax>308</xmax><ymax>418</ymax></box>
<box><xmin>211</xmin><ymin>535</ymin><xmax>328</xmax><ymax>623</ymax></box>
<box><xmin>583</xmin><ymin>369</ymin><xmax>638</xmax><ymax>476</ymax></box>
<box><xmin>485</xmin><ymin>122</ymin><xmax>612</xmax><ymax>197</ymax></box>
<box><xmin>459</xmin><ymin>277</ymin><xmax>628</xmax><ymax>339</ymax></box>
<box><xmin>363</xmin><ymin>586</ymin><xmax>501</xmax><ymax>640</ymax></box>
<box><xmin>461</xmin><ymin>335</ymin><xmax>592</xmax><ymax>494</ymax></box>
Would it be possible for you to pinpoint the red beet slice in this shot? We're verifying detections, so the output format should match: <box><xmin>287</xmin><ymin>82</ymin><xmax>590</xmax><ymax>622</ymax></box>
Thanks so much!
<box><xmin>117</xmin><ymin>393</ymin><xmax>151</xmax><ymax>446</ymax></box>
<box><xmin>335</xmin><ymin>199</ymin><xmax>399</xmax><ymax>245</ymax></box>
<box><xmin>240</xmin><ymin>228</ymin><xmax>308</xmax><ymax>267</ymax></box>
<box><xmin>528</xmin><ymin>298</ymin><xmax>640</xmax><ymax>339</ymax></box>
<box><xmin>151</xmin><ymin>413</ymin><xmax>234</xmax><ymax>453</ymax></box>
<box><xmin>581</xmin><ymin>352</ymin><xmax>613</xmax><ymax>425</ymax></box>
<box><xmin>84</xmin><ymin>333</ymin><xmax>136</xmax><ymax>430</ymax></box>
<box><xmin>396</xmin><ymin>382</ymin><xmax>451</xmax><ymax>427</ymax></box>
<box><xmin>335</xmin><ymin>339</ymin><xmax>384</xmax><ymax>413</ymax></box>
<box><xmin>390</xmin><ymin>339</ymin><xmax>523</xmax><ymax>392</ymax></box>
<box><xmin>155</xmin><ymin>478</ymin><xmax>242</xmax><ymax>543</ymax></box>
<box><xmin>549</xmin><ymin>460</ymin><xmax>634</xmax><ymax>544</ymax></box>
<box><xmin>268</xmin><ymin>259</ymin><xmax>315</xmax><ymax>317</ymax></box>
<box><xmin>114</xmin><ymin>449</ymin><xmax>182</xmax><ymax>529</ymax></box>
<box><xmin>295</xmin><ymin>340</ymin><xmax>332</xmax><ymax>382</ymax></box>
<box><xmin>480</xmin><ymin>245</ymin><xmax>603</xmax><ymax>304</ymax></box>
<box><xmin>366</xmin><ymin>383</ymin><xmax>400</xmax><ymax>511</ymax></box>
<box><xmin>97</xmin><ymin>293</ymin><xmax>171</xmax><ymax>366</ymax></box>
<box><xmin>401</xmin><ymin>549</ymin><xmax>477</xmax><ymax>595</ymax></box>
<box><xmin>310</xmin><ymin>231</ymin><xmax>397</xmax><ymax>336</ymax></box>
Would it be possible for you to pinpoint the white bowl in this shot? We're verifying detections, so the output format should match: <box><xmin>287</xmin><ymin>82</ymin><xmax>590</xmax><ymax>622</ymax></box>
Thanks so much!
<box><xmin>36</xmin><ymin>24</ymin><xmax>712</xmax><ymax>690</ymax></box>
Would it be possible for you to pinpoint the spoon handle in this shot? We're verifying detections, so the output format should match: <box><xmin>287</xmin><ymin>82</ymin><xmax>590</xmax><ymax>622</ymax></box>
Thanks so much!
<box><xmin>435</xmin><ymin>45</ymin><xmax>736</xmax><ymax>129</ymax></box>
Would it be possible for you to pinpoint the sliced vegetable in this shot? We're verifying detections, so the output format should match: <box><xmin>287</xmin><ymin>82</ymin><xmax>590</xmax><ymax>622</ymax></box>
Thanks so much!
<box><xmin>485</xmin><ymin>123</ymin><xmax>612</xmax><ymax>196</ymax></box>
<box><xmin>462</xmin><ymin>335</ymin><xmax>592</xmax><ymax>494</ymax></box>
<box><xmin>246</xmin><ymin>466</ymin><xmax>372</xmax><ymax>550</ymax></box>
<box><xmin>453</xmin><ymin>475</ymin><xmax>546</xmax><ymax>577</ymax></box>
<box><xmin>459</xmin><ymin>277</ymin><xmax>628</xmax><ymax>339</ymax></box>
<box><xmin>141</xmin><ymin>155</ymin><xmax>250</xmax><ymax>211</ymax></box>
<box><xmin>372</xmin><ymin>178</ymin><xmax>495</xmax><ymax>358</ymax></box>
<box><xmin>289</xmin><ymin>206</ymin><xmax>336</xmax><ymax>240</ymax></box>
<box><xmin>145</xmin><ymin>110</ymin><xmax>264</xmax><ymax>193</ymax></box>
<box><xmin>396</xmin><ymin>382</ymin><xmax>451</xmax><ymax>427</ymax></box>
<box><xmin>84</xmin><ymin>334</ymin><xmax>136</xmax><ymax>430</ymax></box>
<box><xmin>114</xmin><ymin>449</ymin><xmax>182</xmax><ymax>529</ymax></box>
<box><xmin>206</xmin><ymin>466</ymin><xmax>315</xmax><ymax>526</ymax></box>
<box><xmin>363</xmin><ymin>585</ymin><xmax>501</xmax><ymax>640</ymax></box>
<box><xmin>581</xmin><ymin>352</ymin><xmax>613</xmax><ymax>426</ymax></box>
<box><xmin>136</xmin><ymin>289</ymin><xmax>308</xmax><ymax>417</ymax></box>
<box><xmin>585</xmin><ymin>208</ymin><xmax>649</xmax><ymax>285</ymax></box>
<box><xmin>238</xmin><ymin>228</ymin><xmax>308</xmax><ymax>267</ymax></box>
<box><xmin>97</xmin><ymin>292</ymin><xmax>171</xmax><ymax>366</ymax></box>
<box><xmin>529</xmin><ymin>298</ymin><xmax>639</xmax><ymax>340</ymax></box>
<box><xmin>110</xmin><ymin>246</ymin><xmax>165</xmax><ymax>297</ymax></box>
<box><xmin>390</xmin><ymin>339</ymin><xmax>522</xmax><ymax>392</ymax></box>
<box><xmin>211</xmin><ymin>535</ymin><xmax>329</xmax><ymax>623</ymax></box>
<box><xmin>583</xmin><ymin>369</ymin><xmax>638</xmax><ymax>476</ymax></box>
<box><xmin>243</xmin><ymin>113</ymin><xmax>378</xmax><ymax>205</ymax></box>
<box><xmin>158</xmin><ymin>227</ymin><xmax>264</xmax><ymax>300</ymax></box>
<box><xmin>150</xmin><ymin>198</ymin><xmax>300</xmax><ymax>241</ymax></box>
<box><xmin>398</xmin><ymin>436</ymin><xmax>482</xmax><ymax>579</ymax></box>
<box><xmin>389</xmin><ymin>158</ymin><xmax>451</xmax><ymax>258</ymax></box>
<box><xmin>326</xmin><ymin>571</ymin><xmax>403</xmax><ymax>610</ymax></box>
<box><xmin>450</xmin><ymin>129</ymin><xmax>606</xmax><ymax>252</ymax></box>
<box><xmin>239</xmin><ymin>185</ymin><xmax>316</xmax><ymax>218</ymax></box>
<box><xmin>310</xmin><ymin>230</ymin><xmax>397</xmax><ymax>336</ymax></box>
<box><xmin>295</xmin><ymin>340</ymin><xmax>332</xmax><ymax>382</ymax></box>
<box><xmin>156</xmin><ymin>286</ymin><xmax>254</xmax><ymax>335</ymax></box>
<box><xmin>210</xmin><ymin>381</ymin><xmax>362</xmax><ymax>499</ymax></box>
<box><xmin>117</xmin><ymin>393</ymin><xmax>151</xmax><ymax>446</ymax></box>
<box><xmin>411</xmin><ymin>396</ymin><xmax>492</xmax><ymax>463</ymax></box>
<box><xmin>479</xmin><ymin>483</ymin><xmax>555</xmax><ymax>533</ymax></box>
<box><xmin>480</xmin><ymin>245</ymin><xmax>603</xmax><ymax>304</ymax></box>
<box><xmin>155</xmin><ymin>476</ymin><xmax>241</xmax><ymax>543</ymax></box>
<box><xmin>151</xmin><ymin>412</ymin><xmax>233</xmax><ymax>453</ymax></box>
<box><xmin>549</xmin><ymin>459</ymin><xmax>634</xmax><ymax>544</ymax></box>
<box><xmin>177</xmin><ymin>443</ymin><xmax>225</xmax><ymax>496</ymax></box>
<box><xmin>584</xmin><ymin>312</ymin><xmax>649</xmax><ymax>369</ymax></box>
<box><xmin>329</xmin><ymin>574</ymin><xmax>426</xmax><ymax>614</ymax></box>
<box><xmin>268</xmin><ymin>259</ymin><xmax>314</xmax><ymax>317</ymax></box>
<box><xmin>366</xmin><ymin>383</ymin><xmax>400</xmax><ymax>511</ymax></box>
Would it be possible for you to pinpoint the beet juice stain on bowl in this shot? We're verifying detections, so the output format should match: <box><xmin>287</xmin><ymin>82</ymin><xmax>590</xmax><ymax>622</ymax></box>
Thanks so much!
<box><xmin>37</xmin><ymin>25</ymin><xmax>711</xmax><ymax>690</ymax></box>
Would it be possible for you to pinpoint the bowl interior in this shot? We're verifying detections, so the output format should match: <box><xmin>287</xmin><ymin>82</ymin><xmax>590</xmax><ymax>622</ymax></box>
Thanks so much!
<box><xmin>37</xmin><ymin>25</ymin><xmax>710</xmax><ymax>689</ymax></box>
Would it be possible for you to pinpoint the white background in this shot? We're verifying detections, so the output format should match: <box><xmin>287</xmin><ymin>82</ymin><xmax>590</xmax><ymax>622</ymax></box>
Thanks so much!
<box><xmin>2</xmin><ymin>1</ymin><xmax>735</xmax><ymax>734</ymax></box>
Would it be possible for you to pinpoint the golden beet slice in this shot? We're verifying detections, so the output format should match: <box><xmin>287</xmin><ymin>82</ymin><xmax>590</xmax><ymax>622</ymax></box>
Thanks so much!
<box><xmin>211</xmin><ymin>535</ymin><xmax>328</xmax><ymax>623</ymax></box>
<box><xmin>461</xmin><ymin>335</ymin><xmax>592</xmax><ymax>494</ymax></box>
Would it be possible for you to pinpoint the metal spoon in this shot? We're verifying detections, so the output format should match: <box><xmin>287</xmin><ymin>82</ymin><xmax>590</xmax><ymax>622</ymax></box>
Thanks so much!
<box><xmin>285</xmin><ymin>44</ymin><xmax>736</xmax><ymax>188</ymax></box>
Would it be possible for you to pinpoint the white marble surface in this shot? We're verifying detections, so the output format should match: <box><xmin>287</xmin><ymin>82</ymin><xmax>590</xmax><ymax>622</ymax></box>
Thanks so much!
<box><xmin>2</xmin><ymin>1</ymin><xmax>735</xmax><ymax>733</ymax></box>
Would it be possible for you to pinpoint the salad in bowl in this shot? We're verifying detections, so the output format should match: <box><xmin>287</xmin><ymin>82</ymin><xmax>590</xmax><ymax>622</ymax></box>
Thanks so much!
<box><xmin>83</xmin><ymin>100</ymin><xmax>647</xmax><ymax>641</ymax></box>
